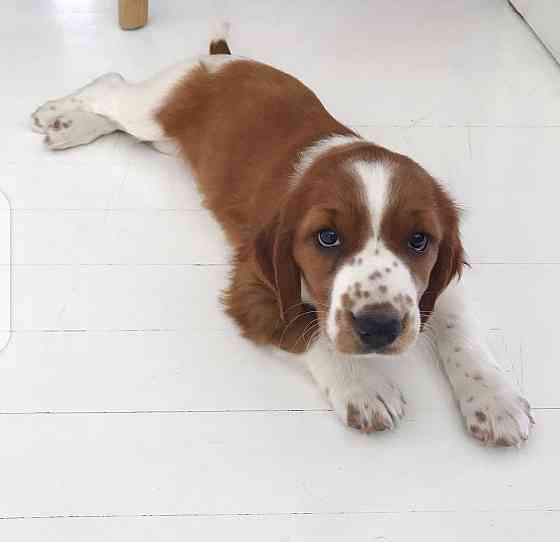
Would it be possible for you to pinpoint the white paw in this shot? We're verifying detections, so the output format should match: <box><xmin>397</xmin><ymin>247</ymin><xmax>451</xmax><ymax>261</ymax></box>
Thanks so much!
<box><xmin>42</xmin><ymin>111</ymin><xmax>114</xmax><ymax>150</ymax></box>
<box><xmin>328</xmin><ymin>375</ymin><xmax>406</xmax><ymax>433</ymax></box>
<box><xmin>31</xmin><ymin>97</ymin><xmax>81</xmax><ymax>134</ymax></box>
<box><xmin>30</xmin><ymin>72</ymin><xmax>124</xmax><ymax>138</ymax></box>
<box><xmin>460</xmin><ymin>385</ymin><xmax>534</xmax><ymax>447</ymax></box>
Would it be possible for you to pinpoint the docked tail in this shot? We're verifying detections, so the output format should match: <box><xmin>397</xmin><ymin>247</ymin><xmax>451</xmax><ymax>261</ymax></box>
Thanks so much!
<box><xmin>209</xmin><ymin>21</ymin><xmax>231</xmax><ymax>55</ymax></box>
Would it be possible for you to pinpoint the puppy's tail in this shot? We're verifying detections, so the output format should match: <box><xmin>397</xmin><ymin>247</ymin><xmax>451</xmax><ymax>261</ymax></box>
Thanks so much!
<box><xmin>209</xmin><ymin>21</ymin><xmax>231</xmax><ymax>55</ymax></box>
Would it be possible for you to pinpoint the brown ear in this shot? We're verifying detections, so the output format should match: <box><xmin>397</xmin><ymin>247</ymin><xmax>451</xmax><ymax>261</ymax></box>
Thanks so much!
<box><xmin>253</xmin><ymin>216</ymin><xmax>302</xmax><ymax>322</ymax></box>
<box><xmin>419</xmin><ymin>199</ymin><xmax>465</xmax><ymax>324</ymax></box>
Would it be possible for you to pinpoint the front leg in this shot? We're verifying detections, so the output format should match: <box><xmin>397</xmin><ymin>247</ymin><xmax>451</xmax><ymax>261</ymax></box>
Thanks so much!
<box><xmin>303</xmin><ymin>336</ymin><xmax>406</xmax><ymax>432</ymax></box>
<box><xmin>430</xmin><ymin>283</ymin><xmax>534</xmax><ymax>446</ymax></box>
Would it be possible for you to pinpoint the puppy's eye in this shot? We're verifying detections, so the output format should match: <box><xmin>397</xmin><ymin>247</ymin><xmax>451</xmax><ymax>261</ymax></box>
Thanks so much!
<box><xmin>408</xmin><ymin>232</ymin><xmax>429</xmax><ymax>253</ymax></box>
<box><xmin>317</xmin><ymin>229</ymin><xmax>341</xmax><ymax>248</ymax></box>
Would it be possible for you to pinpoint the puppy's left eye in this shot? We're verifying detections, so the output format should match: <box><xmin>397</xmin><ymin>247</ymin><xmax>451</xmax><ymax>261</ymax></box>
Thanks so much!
<box><xmin>317</xmin><ymin>229</ymin><xmax>341</xmax><ymax>248</ymax></box>
<box><xmin>408</xmin><ymin>232</ymin><xmax>430</xmax><ymax>253</ymax></box>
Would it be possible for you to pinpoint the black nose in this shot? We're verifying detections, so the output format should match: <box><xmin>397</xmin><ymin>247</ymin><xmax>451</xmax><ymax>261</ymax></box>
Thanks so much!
<box><xmin>352</xmin><ymin>306</ymin><xmax>402</xmax><ymax>350</ymax></box>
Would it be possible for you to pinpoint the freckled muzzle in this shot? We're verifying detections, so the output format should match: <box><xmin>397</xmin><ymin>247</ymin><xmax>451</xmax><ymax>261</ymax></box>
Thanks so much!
<box><xmin>327</xmin><ymin>252</ymin><xmax>421</xmax><ymax>355</ymax></box>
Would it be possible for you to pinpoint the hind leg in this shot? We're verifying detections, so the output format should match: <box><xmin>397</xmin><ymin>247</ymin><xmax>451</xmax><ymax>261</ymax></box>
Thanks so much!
<box><xmin>31</xmin><ymin>59</ymin><xmax>203</xmax><ymax>152</ymax></box>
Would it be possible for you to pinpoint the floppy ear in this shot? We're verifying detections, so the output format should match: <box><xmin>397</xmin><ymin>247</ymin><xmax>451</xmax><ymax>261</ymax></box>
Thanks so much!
<box><xmin>253</xmin><ymin>216</ymin><xmax>302</xmax><ymax>322</ymax></box>
<box><xmin>419</xmin><ymin>198</ymin><xmax>466</xmax><ymax>325</ymax></box>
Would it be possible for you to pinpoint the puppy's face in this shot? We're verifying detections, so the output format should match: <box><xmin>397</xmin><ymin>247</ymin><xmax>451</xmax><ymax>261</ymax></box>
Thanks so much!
<box><xmin>257</xmin><ymin>144</ymin><xmax>464</xmax><ymax>355</ymax></box>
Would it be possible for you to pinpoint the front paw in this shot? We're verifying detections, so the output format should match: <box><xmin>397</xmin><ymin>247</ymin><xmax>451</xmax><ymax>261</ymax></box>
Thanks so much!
<box><xmin>328</xmin><ymin>376</ymin><xmax>406</xmax><ymax>433</ymax></box>
<box><xmin>460</xmin><ymin>385</ymin><xmax>534</xmax><ymax>447</ymax></box>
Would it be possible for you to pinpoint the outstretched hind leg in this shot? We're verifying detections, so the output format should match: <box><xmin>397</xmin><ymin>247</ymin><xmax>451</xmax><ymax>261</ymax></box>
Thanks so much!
<box><xmin>31</xmin><ymin>58</ymin><xmax>210</xmax><ymax>152</ymax></box>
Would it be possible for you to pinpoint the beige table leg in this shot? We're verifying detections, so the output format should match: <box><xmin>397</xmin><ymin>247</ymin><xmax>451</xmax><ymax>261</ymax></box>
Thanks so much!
<box><xmin>119</xmin><ymin>0</ymin><xmax>149</xmax><ymax>30</ymax></box>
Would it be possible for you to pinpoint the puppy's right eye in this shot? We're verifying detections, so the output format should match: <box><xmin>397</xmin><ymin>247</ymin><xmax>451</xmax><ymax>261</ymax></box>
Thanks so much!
<box><xmin>408</xmin><ymin>232</ymin><xmax>430</xmax><ymax>254</ymax></box>
<box><xmin>317</xmin><ymin>229</ymin><xmax>341</xmax><ymax>248</ymax></box>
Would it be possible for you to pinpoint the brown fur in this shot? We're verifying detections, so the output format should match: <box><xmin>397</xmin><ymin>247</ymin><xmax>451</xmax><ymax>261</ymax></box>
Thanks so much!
<box><xmin>209</xmin><ymin>39</ymin><xmax>231</xmax><ymax>55</ymax></box>
<box><xmin>156</xmin><ymin>51</ymin><xmax>464</xmax><ymax>353</ymax></box>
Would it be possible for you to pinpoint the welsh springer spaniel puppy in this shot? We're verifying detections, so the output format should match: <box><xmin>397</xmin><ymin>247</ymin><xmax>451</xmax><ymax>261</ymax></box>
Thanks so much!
<box><xmin>31</xmin><ymin>31</ymin><xmax>533</xmax><ymax>446</ymax></box>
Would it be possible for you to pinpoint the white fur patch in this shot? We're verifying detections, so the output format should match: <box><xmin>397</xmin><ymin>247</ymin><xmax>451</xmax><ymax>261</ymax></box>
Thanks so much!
<box><xmin>291</xmin><ymin>134</ymin><xmax>363</xmax><ymax>187</ymax></box>
<box><xmin>348</xmin><ymin>160</ymin><xmax>392</xmax><ymax>233</ymax></box>
<box><xmin>212</xmin><ymin>20</ymin><xmax>231</xmax><ymax>43</ymax></box>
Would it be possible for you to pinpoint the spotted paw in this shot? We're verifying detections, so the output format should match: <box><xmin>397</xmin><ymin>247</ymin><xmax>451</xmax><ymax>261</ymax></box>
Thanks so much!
<box><xmin>42</xmin><ymin>111</ymin><xmax>116</xmax><ymax>150</ymax></box>
<box><xmin>329</xmin><ymin>375</ymin><xmax>406</xmax><ymax>433</ymax></box>
<box><xmin>460</xmin><ymin>386</ymin><xmax>534</xmax><ymax>447</ymax></box>
<box><xmin>31</xmin><ymin>98</ymin><xmax>80</xmax><ymax>134</ymax></box>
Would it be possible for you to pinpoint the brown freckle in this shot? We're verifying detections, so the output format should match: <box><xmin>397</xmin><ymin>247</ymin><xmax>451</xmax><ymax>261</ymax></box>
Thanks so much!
<box><xmin>356</xmin><ymin>290</ymin><xmax>363</xmax><ymax>299</ymax></box>
<box><xmin>473</xmin><ymin>374</ymin><xmax>483</xmax><ymax>382</ymax></box>
<box><xmin>495</xmin><ymin>437</ymin><xmax>511</xmax><ymax>447</ymax></box>
<box><xmin>497</xmin><ymin>415</ymin><xmax>503</xmax><ymax>421</ymax></box>
<box><xmin>467</xmin><ymin>396</ymin><xmax>474</xmax><ymax>403</ymax></box>
<box><xmin>375</xmin><ymin>249</ymin><xmax>379</xmax><ymax>255</ymax></box>
<box><xmin>470</xmin><ymin>424</ymin><xmax>480</xmax><ymax>434</ymax></box>
<box><xmin>454</xmin><ymin>346</ymin><xmax>461</xmax><ymax>352</ymax></box>
<box><xmin>404</xmin><ymin>295</ymin><xmax>413</xmax><ymax>306</ymax></box>
<box><xmin>357</xmin><ymin>258</ymin><xmax>362</xmax><ymax>265</ymax></box>
<box><xmin>465</xmin><ymin>372</ymin><xmax>470</xmax><ymax>378</ymax></box>
<box><xmin>62</xmin><ymin>121</ymin><xmax>71</xmax><ymax>129</ymax></box>
<box><xmin>378</xmin><ymin>285</ymin><xmax>387</xmax><ymax>294</ymax></box>
<box><xmin>475</xmin><ymin>411</ymin><xmax>487</xmax><ymax>423</ymax></box>
<box><xmin>49</xmin><ymin>105</ymin><xmax>56</xmax><ymax>111</ymax></box>
<box><xmin>393</xmin><ymin>294</ymin><xmax>403</xmax><ymax>303</ymax></box>
<box><xmin>455</xmin><ymin>362</ymin><xmax>461</xmax><ymax>368</ymax></box>
<box><xmin>447</xmin><ymin>323</ymin><xmax>454</xmax><ymax>329</ymax></box>
<box><xmin>363</xmin><ymin>291</ymin><xmax>370</xmax><ymax>298</ymax></box>
<box><xmin>347</xmin><ymin>403</ymin><xmax>362</xmax><ymax>430</ymax></box>
<box><xmin>52</xmin><ymin>119</ymin><xmax>61</xmax><ymax>131</ymax></box>
<box><xmin>385</xmin><ymin>267</ymin><xmax>391</xmax><ymax>273</ymax></box>
<box><xmin>341</xmin><ymin>294</ymin><xmax>355</xmax><ymax>311</ymax></box>
<box><xmin>350</xmin><ymin>257</ymin><xmax>356</xmax><ymax>266</ymax></box>
<box><xmin>393</xmin><ymin>261</ymin><xmax>398</xmax><ymax>268</ymax></box>
<box><xmin>354</xmin><ymin>282</ymin><xmax>361</xmax><ymax>291</ymax></box>
<box><xmin>369</xmin><ymin>271</ymin><xmax>382</xmax><ymax>281</ymax></box>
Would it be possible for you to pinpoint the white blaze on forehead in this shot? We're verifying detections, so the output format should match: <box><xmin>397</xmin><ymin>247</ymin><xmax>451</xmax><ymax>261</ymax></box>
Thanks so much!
<box><xmin>291</xmin><ymin>134</ymin><xmax>363</xmax><ymax>188</ymax></box>
<box><xmin>348</xmin><ymin>160</ymin><xmax>393</xmax><ymax>234</ymax></box>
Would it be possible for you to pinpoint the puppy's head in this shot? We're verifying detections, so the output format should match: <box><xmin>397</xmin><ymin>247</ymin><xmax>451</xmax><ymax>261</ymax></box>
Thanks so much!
<box><xmin>255</xmin><ymin>142</ymin><xmax>464</xmax><ymax>355</ymax></box>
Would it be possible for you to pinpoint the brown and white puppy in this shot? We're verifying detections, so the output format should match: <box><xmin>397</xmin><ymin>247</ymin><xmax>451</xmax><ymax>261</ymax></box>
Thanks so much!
<box><xmin>31</xmin><ymin>30</ymin><xmax>533</xmax><ymax>446</ymax></box>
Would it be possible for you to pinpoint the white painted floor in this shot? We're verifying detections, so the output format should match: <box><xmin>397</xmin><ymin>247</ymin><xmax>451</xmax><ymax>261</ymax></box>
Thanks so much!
<box><xmin>1</xmin><ymin>1</ymin><xmax>559</xmax><ymax>540</ymax></box>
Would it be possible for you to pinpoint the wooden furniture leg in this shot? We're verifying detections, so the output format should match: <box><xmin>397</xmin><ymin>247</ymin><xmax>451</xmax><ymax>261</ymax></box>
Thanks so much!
<box><xmin>119</xmin><ymin>0</ymin><xmax>149</xmax><ymax>30</ymax></box>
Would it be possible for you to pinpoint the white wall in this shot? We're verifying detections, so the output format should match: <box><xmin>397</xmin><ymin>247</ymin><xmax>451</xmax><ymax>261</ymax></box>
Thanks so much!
<box><xmin>511</xmin><ymin>0</ymin><xmax>560</xmax><ymax>61</ymax></box>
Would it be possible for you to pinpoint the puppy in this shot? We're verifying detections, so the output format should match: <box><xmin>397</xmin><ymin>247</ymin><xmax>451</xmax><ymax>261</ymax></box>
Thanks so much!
<box><xmin>31</xmin><ymin>30</ymin><xmax>533</xmax><ymax>446</ymax></box>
